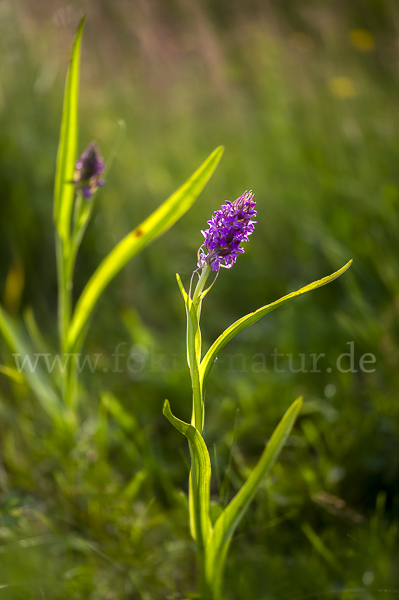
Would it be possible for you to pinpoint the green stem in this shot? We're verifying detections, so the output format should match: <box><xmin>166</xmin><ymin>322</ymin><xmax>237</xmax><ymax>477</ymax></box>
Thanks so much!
<box><xmin>57</xmin><ymin>240</ymin><xmax>73</xmax><ymax>408</ymax></box>
<box><xmin>192</xmin><ymin>265</ymin><xmax>211</xmax><ymax>307</ymax></box>
<box><xmin>189</xmin><ymin>265</ymin><xmax>211</xmax><ymax>433</ymax></box>
<box><xmin>186</xmin><ymin>265</ymin><xmax>213</xmax><ymax>597</ymax></box>
<box><xmin>205</xmin><ymin>537</ymin><xmax>230</xmax><ymax>600</ymax></box>
<box><xmin>56</xmin><ymin>235</ymin><xmax>71</xmax><ymax>356</ymax></box>
<box><xmin>57</xmin><ymin>191</ymin><xmax>92</xmax><ymax>408</ymax></box>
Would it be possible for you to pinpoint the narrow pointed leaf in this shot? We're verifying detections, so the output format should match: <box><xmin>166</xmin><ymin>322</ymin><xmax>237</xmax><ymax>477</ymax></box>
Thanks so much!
<box><xmin>163</xmin><ymin>400</ymin><xmax>212</xmax><ymax>543</ymax></box>
<box><xmin>200</xmin><ymin>260</ymin><xmax>352</xmax><ymax>389</ymax></box>
<box><xmin>54</xmin><ymin>17</ymin><xmax>85</xmax><ymax>242</ymax></box>
<box><xmin>208</xmin><ymin>397</ymin><xmax>302</xmax><ymax>572</ymax></box>
<box><xmin>67</xmin><ymin>146</ymin><xmax>224</xmax><ymax>352</ymax></box>
<box><xmin>176</xmin><ymin>273</ymin><xmax>189</xmax><ymax>304</ymax></box>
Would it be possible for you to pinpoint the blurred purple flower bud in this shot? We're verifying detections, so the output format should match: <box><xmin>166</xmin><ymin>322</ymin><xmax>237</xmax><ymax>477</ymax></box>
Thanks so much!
<box><xmin>73</xmin><ymin>141</ymin><xmax>105</xmax><ymax>200</ymax></box>
<box><xmin>198</xmin><ymin>191</ymin><xmax>257</xmax><ymax>271</ymax></box>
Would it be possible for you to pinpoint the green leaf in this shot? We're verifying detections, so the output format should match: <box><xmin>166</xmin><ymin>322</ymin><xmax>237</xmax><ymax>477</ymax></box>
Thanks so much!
<box><xmin>0</xmin><ymin>305</ymin><xmax>62</xmax><ymax>421</ymax></box>
<box><xmin>206</xmin><ymin>397</ymin><xmax>303</xmax><ymax>590</ymax></box>
<box><xmin>67</xmin><ymin>146</ymin><xmax>224</xmax><ymax>352</ymax></box>
<box><xmin>200</xmin><ymin>260</ymin><xmax>353</xmax><ymax>390</ymax></box>
<box><xmin>176</xmin><ymin>273</ymin><xmax>189</xmax><ymax>304</ymax></box>
<box><xmin>163</xmin><ymin>400</ymin><xmax>212</xmax><ymax>546</ymax></box>
<box><xmin>54</xmin><ymin>16</ymin><xmax>85</xmax><ymax>243</ymax></box>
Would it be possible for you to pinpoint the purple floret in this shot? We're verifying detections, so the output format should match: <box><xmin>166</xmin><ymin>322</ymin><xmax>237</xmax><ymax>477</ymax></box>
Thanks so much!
<box><xmin>73</xmin><ymin>141</ymin><xmax>105</xmax><ymax>200</ymax></box>
<box><xmin>198</xmin><ymin>191</ymin><xmax>256</xmax><ymax>271</ymax></box>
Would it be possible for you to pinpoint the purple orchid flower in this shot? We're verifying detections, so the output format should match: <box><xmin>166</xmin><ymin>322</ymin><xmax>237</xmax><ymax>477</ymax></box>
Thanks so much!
<box><xmin>198</xmin><ymin>191</ymin><xmax>257</xmax><ymax>271</ymax></box>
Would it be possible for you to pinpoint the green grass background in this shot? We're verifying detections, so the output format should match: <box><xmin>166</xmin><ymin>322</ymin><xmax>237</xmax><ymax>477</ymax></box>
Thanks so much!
<box><xmin>0</xmin><ymin>0</ymin><xmax>399</xmax><ymax>598</ymax></box>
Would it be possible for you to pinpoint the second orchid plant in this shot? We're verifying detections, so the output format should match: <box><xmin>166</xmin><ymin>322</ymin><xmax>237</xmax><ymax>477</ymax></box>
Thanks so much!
<box><xmin>164</xmin><ymin>192</ymin><xmax>352</xmax><ymax>599</ymax></box>
<box><xmin>0</xmin><ymin>18</ymin><xmax>224</xmax><ymax>429</ymax></box>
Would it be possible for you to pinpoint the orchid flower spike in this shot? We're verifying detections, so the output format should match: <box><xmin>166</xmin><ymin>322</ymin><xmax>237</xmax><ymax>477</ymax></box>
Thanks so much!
<box><xmin>198</xmin><ymin>191</ymin><xmax>257</xmax><ymax>271</ymax></box>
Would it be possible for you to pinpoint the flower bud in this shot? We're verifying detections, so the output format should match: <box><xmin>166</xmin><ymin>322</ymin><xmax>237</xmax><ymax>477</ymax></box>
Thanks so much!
<box><xmin>73</xmin><ymin>141</ymin><xmax>105</xmax><ymax>200</ymax></box>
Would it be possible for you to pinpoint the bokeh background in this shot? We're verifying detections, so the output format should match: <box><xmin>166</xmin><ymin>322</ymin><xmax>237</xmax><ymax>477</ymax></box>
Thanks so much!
<box><xmin>1</xmin><ymin>0</ymin><xmax>399</xmax><ymax>598</ymax></box>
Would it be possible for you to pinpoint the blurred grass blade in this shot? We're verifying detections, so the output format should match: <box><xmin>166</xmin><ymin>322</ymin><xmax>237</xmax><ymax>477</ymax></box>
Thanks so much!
<box><xmin>23</xmin><ymin>307</ymin><xmax>48</xmax><ymax>354</ymax></box>
<box><xmin>54</xmin><ymin>16</ymin><xmax>85</xmax><ymax>242</ymax></box>
<box><xmin>0</xmin><ymin>305</ymin><xmax>62</xmax><ymax>420</ymax></box>
<box><xmin>123</xmin><ymin>470</ymin><xmax>148</xmax><ymax>501</ymax></box>
<box><xmin>0</xmin><ymin>304</ymin><xmax>17</xmax><ymax>351</ymax></box>
<box><xmin>0</xmin><ymin>364</ymin><xmax>24</xmax><ymax>384</ymax></box>
<box><xmin>207</xmin><ymin>398</ymin><xmax>303</xmax><ymax>587</ymax></box>
<box><xmin>200</xmin><ymin>260</ymin><xmax>352</xmax><ymax>390</ymax></box>
<box><xmin>301</xmin><ymin>522</ymin><xmax>342</xmax><ymax>572</ymax></box>
<box><xmin>163</xmin><ymin>400</ymin><xmax>212</xmax><ymax>544</ymax></box>
<box><xmin>67</xmin><ymin>146</ymin><xmax>224</xmax><ymax>351</ymax></box>
<box><xmin>3</xmin><ymin>260</ymin><xmax>24</xmax><ymax>314</ymax></box>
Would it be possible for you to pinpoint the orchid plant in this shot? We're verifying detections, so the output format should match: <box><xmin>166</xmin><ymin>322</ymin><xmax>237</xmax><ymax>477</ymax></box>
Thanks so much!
<box><xmin>165</xmin><ymin>192</ymin><xmax>352</xmax><ymax>598</ymax></box>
